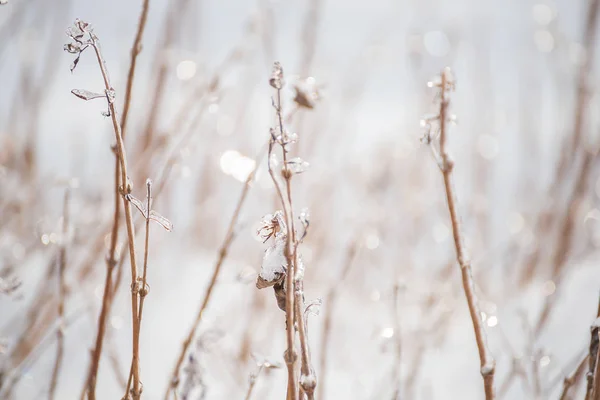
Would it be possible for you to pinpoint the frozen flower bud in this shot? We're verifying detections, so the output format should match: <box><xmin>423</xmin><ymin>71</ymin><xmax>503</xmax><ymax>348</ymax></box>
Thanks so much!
<box><xmin>269</xmin><ymin>62</ymin><xmax>284</xmax><ymax>89</ymax></box>
<box><xmin>257</xmin><ymin>234</ymin><xmax>287</xmax><ymax>289</ymax></box>
<box><xmin>277</xmin><ymin>129</ymin><xmax>298</xmax><ymax>151</ymax></box>
<box><xmin>285</xmin><ymin>157</ymin><xmax>310</xmax><ymax>174</ymax></box>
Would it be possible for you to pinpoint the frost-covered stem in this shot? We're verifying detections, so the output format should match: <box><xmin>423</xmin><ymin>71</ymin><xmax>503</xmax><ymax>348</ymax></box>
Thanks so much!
<box><xmin>294</xmin><ymin>279</ymin><xmax>316</xmax><ymax>400</ymax></box>
<box><xmin>164</xmin><ymin>149</ymin><xmax>264</xmax><ymax>400</ymax></box>
<box><xmin>125</xmin><ymin>180</ymin><xmax>153</xmax><ymax>400</ymax></box>
<box><xmin>560</xmin><ymin>355</ymin><xmax>588</xmax><ymax>400</ymax></box>
<box><xmin>434</xmin><ymin>68</ymin><xmax>495</xmax><ymax>399</ymax></box>
<box><xmin>267</xmin><ymin>65</ymin><xmax>298</xmax><ymax>400</ymax></box>
<box><xmin>49</xmin><ymin>190</ymin><xmax>69</xmax><ymax>400</ymax></box>
<box><xmin>88</xmin><ymin>34</ymin><xmax>141</xmax><ymax>398</ymax></box>
<box><xmin>278</xmin><ymin>112</ymin><xmax>300</xmax><ymax>400</ymax></box>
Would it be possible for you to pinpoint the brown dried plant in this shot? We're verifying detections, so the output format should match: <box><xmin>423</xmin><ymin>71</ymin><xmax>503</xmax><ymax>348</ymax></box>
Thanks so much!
<box><xmin>421</xmin><ymin>68</ymin><xmax>496</xmax><ymax>399</ymax></box>
<box><xmin>65</xmin><ymin>18</ymin><xmax>145</xmax><ymax>399</ymax></box>
<box><xmin>256</xmin><ymin>62</ymin><xmax>317</xmax><ymax>400</ymax></box>
<box><xmin>79</xmin><ymin>1</ymin><xmax>150</xmax><ymax>398</ymax></box>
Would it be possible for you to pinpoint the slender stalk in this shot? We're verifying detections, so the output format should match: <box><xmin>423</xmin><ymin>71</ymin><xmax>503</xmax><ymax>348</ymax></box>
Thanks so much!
<box><xmin>267</xmin><ymin>64</ymin><xmax>298</xmax><ymax>400</ymax></box>
<box><xmin>294</xmin><ymin>279</ymin><xmax>315</xmax><ymax>400</ymax></box>
<box><xmin>120</xmin><ymin>0</ymin><xmax>150</xmax><ymax>139</ymax></box>
<box><xmin>48</xmin><ymin>190</ymin><xmax>70</xmax><ymax>400</ymax></box>
<box><xmin>163</xmin><ymin>147</ymin><xmax>266</xmax><ymax>400</ymax></box>
<box><xmin>125</xmin><ymin>180</ymin><xmax>153</xmax><ymax>400</ymax></box>
<box><xmin>428</xmin><ymin>68</ymin><xmax>495</xmax><ymax>399</ymax></box>
<box><xmin>86</xmin><ymin>31</ymin><xmax>142</xmax><ymax>398</ymax></box>
<box><xmin>82</xmin><ymin>2</ymin><xmax>149</xmax><ymax>397</ymax></box>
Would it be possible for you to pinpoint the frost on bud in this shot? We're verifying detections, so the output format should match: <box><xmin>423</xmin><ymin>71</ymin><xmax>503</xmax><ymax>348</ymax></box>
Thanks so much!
<box><xmin>65</xmin><ymin>19</ymin><xmax>94</xmax><ymax>73</ymax></box>
<box><xmin>299</xmin><ymin>373</ymin><xmax>317</xmax><ymax>393</ymax></box>
<box><xmin>277</xmin><ymin>130</ymin><xmax>298</xmax><ymax>151</ymax></box>
<box><xmin>285</xmin><ymin>157</ymin><xmax>309</xmax><ymax>174</ymax></box>
<box><xmin>257</xmin><ymin>234</ymin><xmax>287</xmax><ymax>289</ymax></box>
<box><xmin>64</xmin><ymin>43</ymin><xmax>81</xmax><ymax>54</ymax></box>
<box><xmin>105</xmin><ymin>88</ymin><xmax>116</xmax><ymax>104</ymax></box>
<box><xmin>294</xmin><ymin>254</ymin><xmax>305</xmax><ymax>282</ymax></box>
<box><xmin>269</xmin><ymin>62</ymin><xmax>284</xmax><ymax>89</ymax></box>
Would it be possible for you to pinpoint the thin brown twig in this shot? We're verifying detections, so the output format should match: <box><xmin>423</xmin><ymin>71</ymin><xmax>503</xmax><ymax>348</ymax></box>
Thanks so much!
<box><xmin>82</xmin><ymin>1</ymin><xmax>149</xmax><ymax>397</ymax></box>
<box><xmin>48</xmin><ymin>190</ymin><xmax>70</xmax><ymax>400</ymax></box>
<box><xmin>163</xmin><ymin>145</ymin><xmax>267</xmax><ymax>400</ymax></box>
<box><xmin>267</xmin><ymin>63</ymin><xmax>298</xmax><ymax>400</ymax></box>
<box><xmin>71</xmin><ymin>23</ymin><xmax>142</xmax><ymax>398</ymax></box>
<box><xmin>124</xmin><ymin>179</ymin><xmax>154</xmax><ymax>400</ymax></box>
<box><xmin>425</xmin><ymin>68</ymin><xmax>496</xmax><ymax>399</ymax></box>
<box><xmin>294</xmin><ymin>279</ymin><xmax>315</xmax><ymax>400</ymax></box>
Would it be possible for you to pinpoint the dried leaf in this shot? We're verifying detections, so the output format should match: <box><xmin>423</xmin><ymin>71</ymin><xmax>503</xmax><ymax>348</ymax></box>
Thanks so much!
<box><xmin>304</xmin><ymin>298</ymin><xmax>322</xmax><ymax>318</ymax></box>
<box><xmin>124</xmin><ymin>194</ymin><xmax>147</xmax><ymax>218</ymax></box>
<box><xmin>70</xmin><ymin>54</ymin><xmax>81</xmax><ymax>73</ymax></box>
<box><xmin>150</xmin><ymin>210</ymin><xmax>173</xmax><ymax>232</ymax></box>
<box><xmin>269</xmin><ymin>62</ymin><xmax>284</xmax><ymax>89</ymax></box>
<box><xmin>71</xmin><ymin>89</ymin><xmax>105</xmax><ymax>101</ymax></box>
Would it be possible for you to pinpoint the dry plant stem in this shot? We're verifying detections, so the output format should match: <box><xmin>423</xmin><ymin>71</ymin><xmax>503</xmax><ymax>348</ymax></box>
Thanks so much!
<box><xmin>560</xmin><ymin>355</ymin><xmax>588</xmax><ymax>400</ymax></box>
<box><xmin>84</xmin><ymin>3</ymin><xmax>149</xmax><ymax>396</ymax></box>
<box><xmin>164</xmin><ymin>148</ymin><xmax>265</xmax><ymax>400</ymax></box>
<box><xmin>120</xmin><ymin>0</ymin><xmax>150</xmax><ymax>137</ymax></box>
<box><xmin>125</xmin><ymin>181</ymin><xmax>153</xmax><ymax>399</ymax></box>
<box><xmin>48</xmin><ymin>190</ymin><xmax>69</xmax><ymax>400</ymax></box>
<box><xmin>88</xmin><ymin>37</ymin><xmax>141</xmax><ymax>398</ymax></box>
<box><xmin>294</xmin><ymin>280</ymin><xmax>315</xmax><ymax>400</ymax></box>
<box><xmin>434</xmin><ymin>69</ymin><xmax>495</xmax><ymax>399</ymax></box>
<box><xmin>267</xmin><ymin>82</ymin><xmax>298</xmax><ymax>400</ymax></box>
<box><xmin>318</xmin><ymin>240</ymin><xmax>358</xmax><ymax>400</ymax></box>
